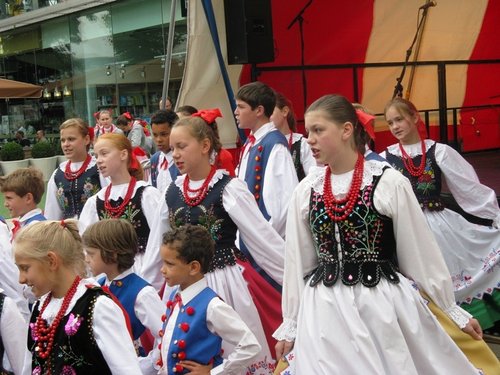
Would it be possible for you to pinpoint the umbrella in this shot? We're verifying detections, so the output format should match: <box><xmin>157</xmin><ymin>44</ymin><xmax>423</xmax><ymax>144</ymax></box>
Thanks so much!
<box><xmin>0</xmin><ymin>78</ymin><xmax>42</xmax><ymax>99</ymax></box>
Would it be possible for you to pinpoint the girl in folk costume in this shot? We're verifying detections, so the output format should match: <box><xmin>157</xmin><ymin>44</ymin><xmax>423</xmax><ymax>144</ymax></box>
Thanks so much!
<box><xmin>191</xmin><ymin>109</ymin><xmax>236</xmax><ymax>176</ymax></box>
<box><xmin>271</xmin><ymin>92</ymin><xmax>316</xmax><ymax>181</ymax></box>
<box><xmin>14</xmin><ymin>220</ymin><xmax>141</xmax><ymax>374</ymax></box>
<box><xmin>79</xmin><ymin>134</ymin><xmax>161</xmax><ymax>271</ymax></box>
<box><xmin>45</xmin><ymin>118</ymin><xmax>107</xmax><ymax>220</ymax></box>
<box><xmin>274</xmin><ymin>94</ymin><xmax>483</xmax><ymax>374</ymax></box>
<box><xmin>141</xmin><ymin>115</ymin><xmax>285</xmax><ymax>374</ymax></box>
<box><xmin>382</xmin><ymin>98</ymin><xmax>500</xmax><ymax>331</ymax></box>
<box><xmin>94</xmin><ymin>110</ymin><xmax>123</xmax><ymax>139</ymax></box>
<box><xmin>116</xmin><ymin>112</ymin><xmax>151</xmax><ymax>154</ymax></box>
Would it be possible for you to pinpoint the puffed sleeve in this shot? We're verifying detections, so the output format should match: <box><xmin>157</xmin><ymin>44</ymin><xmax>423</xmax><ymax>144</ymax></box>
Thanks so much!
<box><xmin>273</xmin><ymin>179</ymin><xmax>318</xmax><ymax>341</ymax></box>
<box><xmin>93</xmin><ymin>295</ymin><xmax>142</xmax><ymax>374</ymax></box>
<box><xmin>44</xmin><ymin>167</ymin><xmax>64</xmax><ymax>220</ymax></box>
<box><xmin>78</xmin><ymin>194</ymin><xmax>99</xmax><ymax>235</ymax></box>
<box><xmin>223</xmin><ymin>178</ymin><xmax>285</xmax><ymax>285</ymax></box>
<box><xmin>0</xmin><ymin>295</ymin><xmax>28</xmax><ymax>375</ymax></box>
<box><xmin>374</xmin><ymin>168</ymin><xmax>472</xmax><ymax>328</ymax></box>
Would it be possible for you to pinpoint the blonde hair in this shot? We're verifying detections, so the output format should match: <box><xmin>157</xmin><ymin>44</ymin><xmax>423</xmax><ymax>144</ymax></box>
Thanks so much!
<box><xmin>173</xmin><ymin>116</ymin><xmax>221</xmax><ymax>154</ymax></box>
<box><xmin>0</xmin><ymin>168</ymin><xmax>45</xmax><ymax>203</ymax></box>
<box><xmin>60</xmin><ymin>118</ymin><xmax>90</xmax><ymax>138</ymax></box>
<box><xmin>14</xmin><ymin>220</ymin><xmax>86</xmax><ymax>276</ymax></box>
<box><xmin>95</xmin><ymin>133</ymin><xmax>144</xmax><ymax>180</ymax></box>
<box><xmin>82</xmin><ymin>219</ymin><xmax>138</xmax><ymax>272</ymax></box>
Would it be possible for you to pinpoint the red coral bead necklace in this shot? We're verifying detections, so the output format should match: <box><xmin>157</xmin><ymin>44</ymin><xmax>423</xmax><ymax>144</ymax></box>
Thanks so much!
<box><xmin>183</xmin><ymin>165</ymin><xmax>216</xmax><ymax>207</ymax></box>
<box><xmin>323</xmin><ymin>153</ymin><xmax>364</xmax><ymax>222</ymax></box>
<box><xmin>34</xmin><ymin>276</ymin><xmax>81</xmax><ymax>366</ymax></box>
<box><xmin>104</xmin><ymin>177</ymin><xmax>137</xmax><ymax>218</ymax></box>
<box><xmin>64</xmin><ymin>154</ymin><xmax>92</xmax><ymax>180</ymax></box>
<box><xmin>399</xmin><ymin>139</ymin><xmax>426</xmax><ymax>177</ymax></box>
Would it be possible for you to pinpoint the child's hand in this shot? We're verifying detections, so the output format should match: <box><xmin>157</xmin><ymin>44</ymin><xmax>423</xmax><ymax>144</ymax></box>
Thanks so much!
<box><xmin>462</xmin><ymin>318</ymin><xmax>483</xmax><ymax>340</ymax></box>
<box><xmin>179</xmin><ymin>360</ymin><xmax>213</xmax><ymax>374</ymax></box>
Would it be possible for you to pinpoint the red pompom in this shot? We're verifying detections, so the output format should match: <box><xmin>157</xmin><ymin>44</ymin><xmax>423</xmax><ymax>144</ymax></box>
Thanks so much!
<box><xmin>185</xmin><ymin>306</ymin><xmax>195</xmax><ymax>315</ymax></box>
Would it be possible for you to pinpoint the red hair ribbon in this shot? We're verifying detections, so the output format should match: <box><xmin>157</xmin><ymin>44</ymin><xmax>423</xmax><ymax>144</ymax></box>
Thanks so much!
<box><xmin>123</xmin><ymin>112</ymin><xmax>133</xmax><ymax>120</ymax></box>
<box><xmin>93</xmin><ymin>112</ymin><xmax>100</xmax><ymax>120</ymax></box>
<box><xmin>60</xmin><ymin>219</ymin><xmax>66</xmax><ymax>228</ymax></box>
<box><xmin>355</xmin><ymin>110</ymin><xmax>376</xmax><ymax>140</ymax></box>
<box><xmin>130</xmin><ymin>147</ymin><xmax>146</xmax><ymax>170</ymax></box>
<box><xmin>192</xmin><ymin>108</ymin><xmax>223</xmax><ymax>125</ymax></box>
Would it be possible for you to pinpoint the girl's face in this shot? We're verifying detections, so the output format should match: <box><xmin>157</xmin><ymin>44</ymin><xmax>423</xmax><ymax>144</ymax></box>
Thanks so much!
<box><xmin>94</xmin><ymin>139</ymin><xmax>128</xmax><ymax>178</ymax></box>
<box><xmin>170</xmin><ymin>126</ymin><xmax>210</xmax><ymax>177</ymax></box>
<box><xmin>84</xmin><ymin>247</ymin><xmax>110</xmax><ymax>277</ymax></box>
<box><xmin>15</xmin><ymin>251</ymin><xmax>53</xmax><ymax>298</ymax></box>
<box><xmin>99</xmin><ymin>113</ymin><xmax>113</xmax><ymax>129</ymax></box>
<box><xmin>305</xmin><ymin>110</ymin><xmax>349</xmax><ymax>166</ymax></box>
<box><xmin>60</xmin><ymin>127</ymin><xmax>90</xmax><ymax>162</ymax></box>
<box><xmin>270</xmin><ymin>106</ymin><xmax>289</xmax><ymax>133</ymax></box>
<box><xmin>385</xmin><ymin>105</ymin><xmax>419</xmax><ymax>144</ymax></box>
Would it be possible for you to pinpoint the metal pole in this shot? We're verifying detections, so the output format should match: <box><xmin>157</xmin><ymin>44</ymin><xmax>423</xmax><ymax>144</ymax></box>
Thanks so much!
<box><xmin>161</xmin><ymin>0</ymin><xmax>178</xmax><ymax>109</ymax></box>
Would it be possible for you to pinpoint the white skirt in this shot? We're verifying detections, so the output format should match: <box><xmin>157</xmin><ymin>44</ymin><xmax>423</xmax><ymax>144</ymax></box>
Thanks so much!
<box><xmin>291</xmin><ymin>276</ymin><xmax>480</xmax><ymax>374</ymax></box>
<box><xmin>424</xmin><ymin>208</ymin><xmax>500</xmax><ymax>304</ymax></box>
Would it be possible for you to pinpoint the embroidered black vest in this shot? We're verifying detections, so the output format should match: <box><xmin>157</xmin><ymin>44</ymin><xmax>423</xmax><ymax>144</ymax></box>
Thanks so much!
<box><xmin>0</xmin><ymin>294</ymin><xmax>14</xmax><ymax>375</ymax></box>
<box><xmin>96</xmin><ymin>186</ymin><xmax>150</xmax><ymax>253</ymax></box>
<box><xmin>165</xmin><ymin>175</ymin><xmax>246</xmax><ymax>272</ymax></box>
<box><xmin>54</xmin><ymin>165</ymin><xmax>101</xmax><ymax>218</ymax></box>
<box><xmin>308</xmin><ymin>169</ymin><xmax>400</xmax><ymax>288</ymax></box>
<box><xmin>290</xmin><ymin>138</ymin><xmax>306</xmax><ymax>181</ymax></box>
<box><xmin>28</xmin><ymin>288</ymin><xmax>112</xmax><ymax>375</ymax></box>
<box><xmin>385</xmin><ymin>143</ymin><xmax>444</xmax><ymax>211</ymax></box>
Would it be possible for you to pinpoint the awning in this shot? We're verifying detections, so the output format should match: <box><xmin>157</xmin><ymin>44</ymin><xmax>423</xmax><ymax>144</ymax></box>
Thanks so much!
<box><xmin>0</xmin><ymin>78</ymin><xmax>43</xmax><ymax>99</ymax></box>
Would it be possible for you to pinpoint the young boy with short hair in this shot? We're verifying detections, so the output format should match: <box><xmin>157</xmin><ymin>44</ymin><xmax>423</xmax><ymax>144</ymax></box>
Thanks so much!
<box><xmin>0</xmin><ymin>167</ymin><xmax>46</xmax><ymax>240</ymax></box>
<box><xmin>148</xmin><ymin>109</ymin><xmax>180</xmax><ymax>192</ymax></box>
<box><xmin>157</xmin><ymin>224</ymin><xmax>261</xmax><ymax>374</ymax></box>
<box><xmin>82</xmin><ymin>218</ymin><xmax>165</xmax><ymax>373</ymax></box>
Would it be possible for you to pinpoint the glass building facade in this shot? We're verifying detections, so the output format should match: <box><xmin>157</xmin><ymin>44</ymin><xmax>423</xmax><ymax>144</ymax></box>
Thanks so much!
<box><xmin>0</xmin><ymin>0</ymin><xmax>186</xmax><ymax>136</ymax></box>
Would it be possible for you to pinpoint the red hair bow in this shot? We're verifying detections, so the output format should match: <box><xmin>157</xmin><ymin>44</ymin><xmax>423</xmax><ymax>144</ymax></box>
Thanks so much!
<box><xmin>192</xmin><ymin>108</ymin><xmax>223</xmax><ymax>125</ymax></box>
<box><xmin>93</xmin><ymin>112</ymin><xmax>100</xmax><ymax>120</ymax></box>
<box><xmin>130</xmin><ymin>147</ymin><xmax>147</xmax><ymax>170</ymax></box>
<box><xmin>355</xmin><ymin>110</ymin><xmax>376</xmax><ymax>140</ymax></box>
<box><xmin>87</xmin><ymin>127</ymin><xmax>95</xmax><ymax>143</ymax></box>
<box><xmin>123</xmin><ymin>112</ymin><xmax>133</xmax><ymax>120</ymax></box>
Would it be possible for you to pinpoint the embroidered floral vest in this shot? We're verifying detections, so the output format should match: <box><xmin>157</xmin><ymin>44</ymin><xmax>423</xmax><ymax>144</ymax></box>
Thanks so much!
<box><xmin>290</xmin><ymin>137</ymin><xmax>306</xmax><ymax>182</ymax></box>
<box><xmin>308</xmin><ymin>170</ymin><xmax>400</xmax><ymax>288</ymax></box>
<box><xmin>385</xmin><ymin>143</ymin><xmax>444</xmax><ymax>211</ymax></box>
<box><xmin>165</xmin><ymin>175</ymin><xmax>246</xmax><ymax>272</ymax></box>
<box><xmin>96</xmin><ymin>186</ymin><xmax>150</xmax><ymax>253</ymax></box>
<box><xmin>54</xmin><ymin>165</ymin><xmax>101</xmax><ymax>219</ymax></box>
<box><xmin>28</xmin><ymin>288</ymin><xmax>112</xmax><ymax>375</ymax></box>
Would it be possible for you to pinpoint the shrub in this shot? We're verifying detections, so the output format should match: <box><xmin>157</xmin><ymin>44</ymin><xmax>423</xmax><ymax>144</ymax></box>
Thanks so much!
<box><xmin>0</xmin><ymin>142</ymin><xmax>24</xmax><ymax>161</ymax></box>
<box><xmin>31</xmin><ymin>141</ymin><xmax>55</xmax><ymax>158</ymax></box>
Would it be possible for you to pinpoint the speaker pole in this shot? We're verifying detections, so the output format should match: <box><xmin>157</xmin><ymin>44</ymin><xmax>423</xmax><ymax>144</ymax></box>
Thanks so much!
<box><xmin>288</xmin><ymin>0</ymin><xmax>314</xmax><ymax>111</ymax></box>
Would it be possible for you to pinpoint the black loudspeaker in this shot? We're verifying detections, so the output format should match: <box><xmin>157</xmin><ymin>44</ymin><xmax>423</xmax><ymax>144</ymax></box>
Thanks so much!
<box><xmin>224</xmin><ymin>0</ymin><xmax>274</xmax><ymax>65</ymax></box>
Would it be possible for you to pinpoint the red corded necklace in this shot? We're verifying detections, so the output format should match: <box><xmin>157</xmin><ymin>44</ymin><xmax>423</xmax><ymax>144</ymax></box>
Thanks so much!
<box><xmin>34</xmin><ymin>276</ymin><xmax>81</xmax><ymax>366</ymax></box>
<box><xmin>183</xmin><ymin>165</ymin><xmax>216</xmax><ymax>207</ymax></box>
<box><xmin>323</xmin><ymin>153</ymin><xmax>364</xmax><ymax>222</ymax></box>
<box><xmin>104</xmin><ymin>177</ymin><xmax>137</xmax><ymax>218</ymax></box>
<box><xmin>399</xmin><ymin>139</ymin><xmax>426</xmax><ymax>177</ymax></box>
<box><xmin>64</xmin><ymin>154</ymin><xmax>92</xmax><ymax>180</ymax></box>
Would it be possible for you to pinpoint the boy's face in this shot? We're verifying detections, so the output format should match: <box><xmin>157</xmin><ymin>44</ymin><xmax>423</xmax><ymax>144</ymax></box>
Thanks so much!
<box><xmin>152</xmin><ymin>123</ymin><xmax>172</xmax><ymax>154</ymax></box>
<box><xmin>84</xmin><ymin>247</ymin><xmax>111</xmax><ymax>277</ymax></box>
<box><xmin>3</xmin><ymin>191</ymin><xmax>33</xmax><ymax>218</ymax></box>
<box><xmin>160</xmin><ymin>244</ymin><xmax>193</xmax><ymax>290</ymax></box>
<box><xmin>234</xmin><ymin>100</ymin><xmax>259</xmax><ymax>130</ymax></box>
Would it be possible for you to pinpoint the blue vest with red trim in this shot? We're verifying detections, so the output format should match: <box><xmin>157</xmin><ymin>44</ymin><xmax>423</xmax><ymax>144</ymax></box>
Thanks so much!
<box><xmin>150</xmin><ymin>152</ymin><xmax>179</xmax><ymax>189</ymax></box>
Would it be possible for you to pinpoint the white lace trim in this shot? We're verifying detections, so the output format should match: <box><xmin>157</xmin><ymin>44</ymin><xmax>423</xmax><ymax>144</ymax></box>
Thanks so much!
<box><xmin>272</xmin><ymin>318</ymin><xmax>297</xmax><ymax>342</ymax></box>
<box><xmin>445</xmin><ymin>305</ymin><xmax>473</xmax><ymax>329</ymax></box>
<box><xmin>174</xmin><ymin>169</ymin><xmax>228</xmax><ymax>190</ymax></box>
<box><xmin>386</xmin><ymin>139</ymin><xmax>435</xmax><ymax>157</ymax></box>
<box><xmin>307</xmin><ymin>160</ymin><xmax>386</xmax><ymax>195</ymax></box>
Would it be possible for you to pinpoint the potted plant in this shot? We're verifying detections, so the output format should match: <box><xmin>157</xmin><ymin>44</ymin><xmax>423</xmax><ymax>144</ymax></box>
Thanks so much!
<box><xmin>0</xmin><ymin>141</ymin><xmax>29</xmax><ymax>175</ymax></box>
<box><xmin>29</xmin><ymin>141</ymin><xmax>57</xmax><ymax>181</ymax></box>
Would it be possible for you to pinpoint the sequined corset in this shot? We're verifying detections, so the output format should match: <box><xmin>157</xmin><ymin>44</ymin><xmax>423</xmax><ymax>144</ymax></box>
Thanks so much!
<box><xmin>386</xmin><ymin>143</ymin><xmax>444</xmax><ymax>211</ymax></box>
<box><xmin>166</xmin><ymin>174</ymin><xmax>246</xmax><ymax>272</ymax></box>
<box><xmin>96</xmin><ymin>186</ymin><xmax>150</xmax><ymax>253</ymax></box>
<box><xmin>290</xmin><ymin>137</ymin><xmax>306</xmax><ymax>181</ymax></box>
<box><xmin>54</xmin><ymin>165</ymin><xmax>101</xmax><ymax>219</ymax></box>
<box><xmin>308</xmin><ymin>172</ymin><xmax>400</xmax><ymax>287</ymax></box>
<box><xmin>28</xmin><ymin>288</ymin><xmax>112</xmax><ymax>375</ymax></box>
